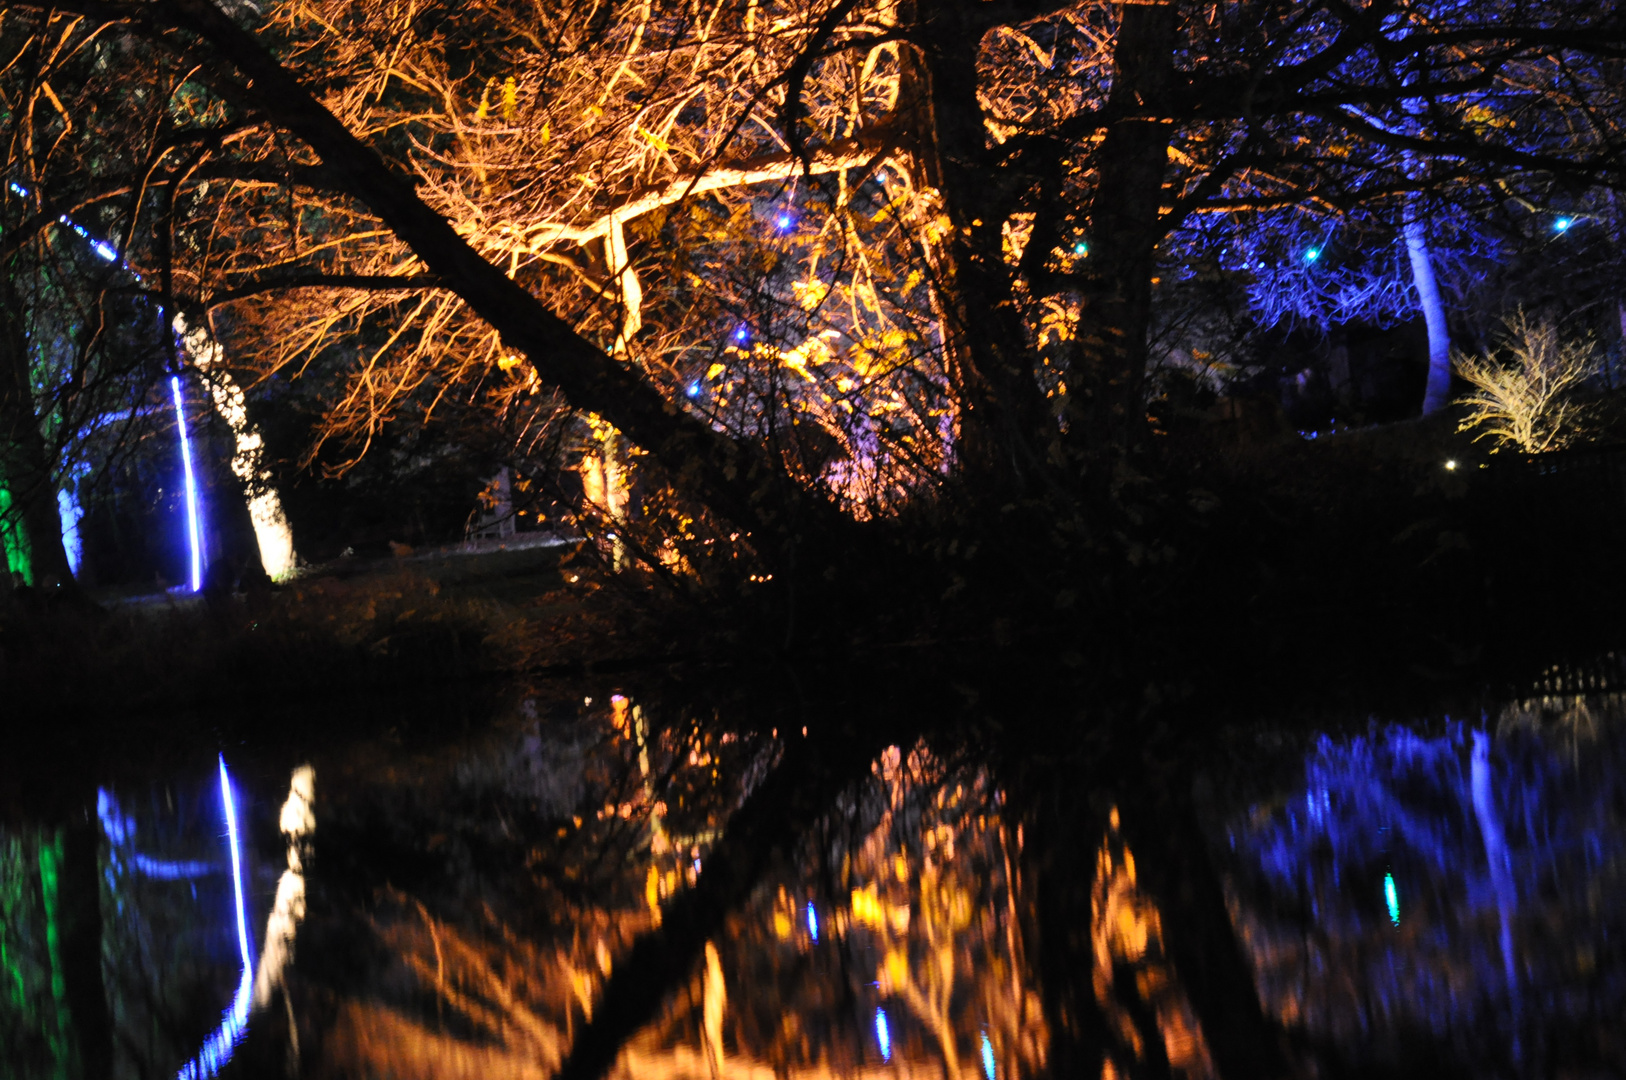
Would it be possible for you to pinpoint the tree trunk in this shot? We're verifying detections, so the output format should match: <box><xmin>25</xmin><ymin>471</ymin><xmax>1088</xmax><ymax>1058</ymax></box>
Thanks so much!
<box><xmin>905</xmin><ymin>2</ymin><xmax>1058</xmax><ymax>491</ymax></box>
<box><xmin>157</xmin><ymin>0</ymin><xmax>826</xmax><ymax>549</ymax></box>
<box><xmin>1112</xmin><ymin>781</ymin><xmax>1288</xmax><ymax>1080</ymax></box>
<box><xmin>181</xmin><ymin>316</ymin><xmax>299</xmax><ymax>580</ymax></box>
<box><xmin>1406</xmin><ymin>203</ymin><xmax>1453</xmax><ymax>415</ymax></box>
<box><xmin>0</xmin><ymin>275</ymin><xmax>73</xmax><ymax>587</ymax></box>
<box><xmin>60</xmin><ymin>814</ymin><xmax>112</xmax><ymax>1080</ymax></box>
<box><xmin>1068</xmin><ymin>2</ymin><xmax>1179</xmax><ymax>453</ymax></box>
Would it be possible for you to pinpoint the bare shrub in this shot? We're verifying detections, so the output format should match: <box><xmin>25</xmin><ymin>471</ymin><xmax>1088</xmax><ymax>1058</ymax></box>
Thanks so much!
<box><xmin>1454</xmin><ymin>311</ymin><xmax>1600</xmax><ymax>453</ymax></box>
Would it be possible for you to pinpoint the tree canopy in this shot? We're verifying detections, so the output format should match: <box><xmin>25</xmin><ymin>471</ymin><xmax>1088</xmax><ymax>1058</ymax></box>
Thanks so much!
<box><xmin>2</xmin><ymin>0</ymin><xmax>1624</xmax><ymax>607</ymax></box>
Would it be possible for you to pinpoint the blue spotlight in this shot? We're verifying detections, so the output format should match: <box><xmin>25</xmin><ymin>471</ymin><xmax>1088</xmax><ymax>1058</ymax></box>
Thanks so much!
<box><xmin>1555</xmin><ymin>217</ymin><xmax>1573</xmax><ymax>233</ymax></box>
<box><xmin>1303</xmin><ymin>247</ymin><xmax>1321</xmax><ymax>263</ymax></box>
<box><xmin>687</xmin><ymin>381</ymin><xmax>701</xmax><ymax>397</ymax></box>
<box><xmin>1384</xmin><ymin>872</ymin><xmax>1400</xmax><ymax>926</ymax></box>
<box><xmin>776</xmin><ymin>213</ymin><xmax>794</xmax><ymax>232</ymax></box>
<box><xmin>981</xmin><ymin>1032</ymin><xmax>996</xmax><ymax>1079</ymax></box>
<box><xmin>806</xmin><ymin>902</ymin><xmax>819</xmax><ymax>941</ymax></box>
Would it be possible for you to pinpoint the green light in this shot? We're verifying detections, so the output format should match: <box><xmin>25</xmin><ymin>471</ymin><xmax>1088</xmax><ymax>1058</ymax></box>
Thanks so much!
<box><xmin>1384</xmin><ymin>872</ymin><xmax>1400</xmax><ymax>926</ymax></box>
<box><xmin>38</xmin><ymin>834</ymin><xmax>70</xmax><ymax>1079</ymax></box>
<box><xmin>0</xmin><ymin>487</ymin><xmax>33</xmax><ymax>585</ymax></box>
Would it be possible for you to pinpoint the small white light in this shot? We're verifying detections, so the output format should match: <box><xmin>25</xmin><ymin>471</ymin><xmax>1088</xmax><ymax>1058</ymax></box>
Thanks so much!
<box><xmin>1445</xmin><ymin>460</ymin><xmax>1458</xmax><ymax>470</ymax></box>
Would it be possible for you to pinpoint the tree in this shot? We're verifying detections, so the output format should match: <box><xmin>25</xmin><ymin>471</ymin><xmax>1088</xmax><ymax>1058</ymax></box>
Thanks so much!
<box><xmin>1454</xmin><ymin>310</ymin><xmax>1599</xmax><ymax>453</ymax></box>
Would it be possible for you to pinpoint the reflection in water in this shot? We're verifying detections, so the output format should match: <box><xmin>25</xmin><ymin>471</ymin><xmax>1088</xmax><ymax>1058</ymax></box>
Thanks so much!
<box><xmin>1231</xmin><ymin>694</ymin><xmax>1626</xmax><ymax>1076</ymax></box>
<box><xmin>175</xmin><ymin>756</ymin><xmax>252</xmax><ymax>1080</ymax></box>
<box><xmin>253</xmin><ymin>763</ymin><xmax>315</xmax><ymax>1071</ymax></box>
<box><xmin>292</xmin><ymin>702</ymin><xmax>1043</xmax><ymax>1079</ymax></box>
<box><xmin>11</xmin><ymin>688</ymin><xmax>1626</xmax><ymax>1078</ymax></box>
<box><xmin>1091</xmin><ymin>809</ymin><xmax>1217</xmax><ymax>1080</ymax></box>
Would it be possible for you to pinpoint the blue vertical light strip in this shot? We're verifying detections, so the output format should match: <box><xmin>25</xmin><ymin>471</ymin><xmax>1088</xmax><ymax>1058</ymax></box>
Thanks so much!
<box><xmin>1384</xmin><ymin>872</ymin><xmax>1400</xmax><ymax>926</ymax></box>
<box><xmin>171</xmin><ymin>374</ymin><xmax>203</xmax><ymax>591</ymax></box>
<box><xmin>874</xmin><ymin>1007</ymin><xmax>891</xmax><ymax>1062</ymax></box>
<box><xmin>806</xmin><ymin>902</ymin><xmax>819</xmax><ymax>942</ymax></box>
<box><xmin>981</xmin><ymin>1032</ymin><xmax>996</xmax><ymax>1079</ymax></box>
<box><xmin>175</xmin><ymin>757</ymin><xmax>254</xmax><ymax>1080</ymax></box>
<box><xmin>220</xmin><ymin>756</ymin><xmax>252</xmax><ymax>969</ymax></box>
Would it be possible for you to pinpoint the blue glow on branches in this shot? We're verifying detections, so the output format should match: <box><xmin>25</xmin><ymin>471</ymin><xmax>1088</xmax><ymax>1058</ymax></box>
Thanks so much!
<box><xmin>1074</xmin><ymin>242</ymin><xmax>1088</xmax><ymax>256</ymax></box>
<box><xmin>1384</xmin><ymin>872</ymin><xmax>1400</xmax><ymax>926</ymax></box>
<box><xmin>1554</xmin><ymin>217</ymin><xmax>1573</xmax><ymax>233</ymax></box>
<box><xmin>8</xmin><ymin>181</ymin><xmax>26</xmax><ymax>196</ymax></box>
<box><xmin>981</xmin><ymin>1032</ymin><xmax>996</xmax><ymax>1079</ymax></box>
<box><xmin>874</xmin><ymin>1008</ymin><xmax>891</xmax><ymax>1061</ymax></box>
<box><xmin>175</xmin><ymin>756</ymin><xmax>254</xmax><ymax>1080</ymax></box>
<box><xmin>806</xmin><ymin>902</ymin><xmax>819</xmax><ymax>941</ymax></box>
<box><xmin>776</xmin><ymin>213</ymin><xmax>794</xmax><ymax>232</ymax></box>
<box><xmin>171</xmin><ymin>375</ymin><xmax>203</xmax><ymax>591</ymax></box>
<box><xmin>687</xmin><ymin>381</ymin><xmax>701</xmax><ymax>397</ymax></box>
<box><xmin>91</xmin><ymin>240</ymin><xmax>118</xmax><ymax>261</ymax></box>
<box><xmin>733</xmin><ymin>326</ymin><xmax>749</xmax><ymax>343</ymax></box>
<box><xmin>132</xmin><ymin>855</ymin><xmax>216</xmax><ymax>879</ymax></box>
<box><xmin>1303</xmin><ymin>247</ymin><xmax>1321</xmax><ymax>263</ymax></box>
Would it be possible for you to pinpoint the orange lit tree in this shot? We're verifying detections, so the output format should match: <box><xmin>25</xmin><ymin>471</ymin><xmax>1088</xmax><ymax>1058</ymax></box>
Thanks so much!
<box><xmin>11</xmin><ymin>0</ymin><xmax>1626</xmax><ymax>595</ymax></box>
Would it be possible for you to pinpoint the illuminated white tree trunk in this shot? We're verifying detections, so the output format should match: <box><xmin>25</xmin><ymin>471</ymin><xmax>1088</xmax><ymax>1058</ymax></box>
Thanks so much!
<box><xmin>175</xmin><ymin>316</ymin><xmax>298</xmax><ymax>580</ymax></box>
<box><xmin>701</xmin><ymin>940</ymin><xmax>726</xmax><ymax>1080</ymax></box>
<box><xmin>1470</xmin><ymin>730</ymin><xmax>1523</xmax><ymax>1059</ymax></box>
<box><xmin>1405</xmin><ymin>202</ymin><xmax>1453</xmax><ymax>415</ymax></box>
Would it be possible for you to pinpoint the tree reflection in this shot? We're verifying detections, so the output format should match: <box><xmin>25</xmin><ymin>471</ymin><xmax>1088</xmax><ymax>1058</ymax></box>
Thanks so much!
<box><xmin>291</xmin><ymin>697</ymin><xmax>1048</xmax><ymax>1079</ymax></box>
<box><xmin>14</xmin><ymin>689</ymin><xmax>1626</xmax><ymax>1079</ymax></box>
<box><xmin>1230</xmin><ymin>694</ymin><xmax>1626</xmax><ymax>1076</ymax></box>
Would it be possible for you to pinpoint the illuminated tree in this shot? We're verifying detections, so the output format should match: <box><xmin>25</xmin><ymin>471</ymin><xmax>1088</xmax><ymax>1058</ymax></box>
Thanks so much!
<box><xmin>0</xmin><ymin>10</ymin><xmax>211</xmax><ymax>587</ymax></box>
<box><xmin>7</xmin><ymin>0</ymin><xmax>1625</xmax><ymax>589</ymax></box>
<box><xmin>1454</xmin><ymin>310</ymin><xmax>1599</xmax><ymax>453</ymax></box>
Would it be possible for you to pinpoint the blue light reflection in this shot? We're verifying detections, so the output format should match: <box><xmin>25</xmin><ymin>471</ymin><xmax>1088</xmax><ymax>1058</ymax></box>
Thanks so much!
<box><xmin>874</xmin><ymin>1007</ymin><xmax>891</xmax><ymax>1061</ymax></box>
<box><xmin>806</xmin><ymin>902</ymin><xmax>819</xmax><ymax>941</ymax></box>
<box><xmin>175</xmin><ymin>755</ymin><xmax>254</xmax><ymax>1080</ymax></box>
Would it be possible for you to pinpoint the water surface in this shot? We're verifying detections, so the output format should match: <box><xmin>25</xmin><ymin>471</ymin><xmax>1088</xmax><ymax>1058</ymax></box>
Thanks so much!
<box><xmin>4</xmin><ymin>686</ymin><xmax>1623</xmax><ymax>1079</ymax></box>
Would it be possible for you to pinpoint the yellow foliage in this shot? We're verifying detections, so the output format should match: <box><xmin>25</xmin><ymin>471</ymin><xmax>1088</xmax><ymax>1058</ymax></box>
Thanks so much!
<box><xmin>637</xmin><ymin>125</ymin><xmax>672</xmax><ymax>153</ymax></box>
<box><xmin>882</xmin><ymin>948</ymin><xmax>909</xmax><ymax>991</ymax></box>
<box><xmin>792</xmin><ymin>279</ymin><xmax>829</xmax><ymax>312</ymax></box>
<box><xmin>501</xmin><ymin>76</ymin><xmax>518</xmax><ymax>121</ymax></box>
<box><xmin>645</xmin><ymin>865</ymin><xmax>661</xmax><ymax>917</ymax></box>
<box><xmin>851</xmin><ymin>882</ymin><xmax>885</xmax><ymax>929</ymax></box>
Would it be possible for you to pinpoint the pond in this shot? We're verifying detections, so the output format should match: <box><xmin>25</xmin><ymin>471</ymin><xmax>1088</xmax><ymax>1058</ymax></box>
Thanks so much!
<box><xmin>3</xmin><ymin>682</ymin><xmax>1623</xmax><ymax>1079</ymax></box>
